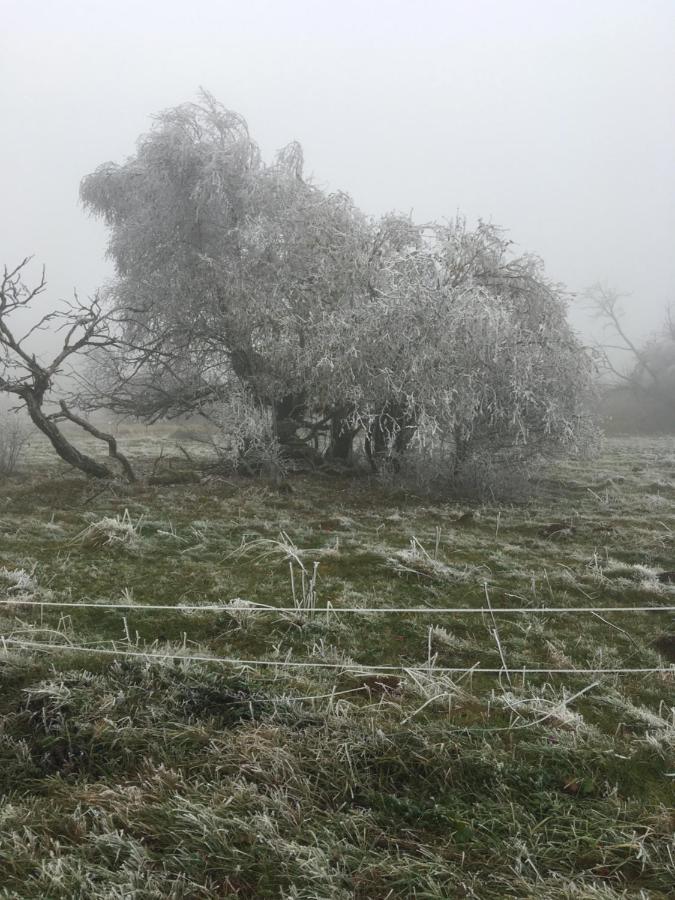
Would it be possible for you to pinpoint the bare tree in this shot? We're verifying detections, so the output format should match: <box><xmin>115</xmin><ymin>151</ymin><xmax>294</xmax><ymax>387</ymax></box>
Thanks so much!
<box><xmin>0</xmin><ymin>258</ymin><xmax>135</xmax><ymax>480</ymax></box>
<box><xmin>587</xmin><ymin>283</ymin><xmax>675</xmax><ymax>416</ymax></box>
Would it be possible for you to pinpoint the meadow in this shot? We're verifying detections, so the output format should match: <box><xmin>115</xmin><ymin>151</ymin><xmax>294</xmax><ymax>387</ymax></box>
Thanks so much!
<box><xmin>0</xmin><ymin>429</ymin><xmax>673</xmax><ymax>898</ymax></box>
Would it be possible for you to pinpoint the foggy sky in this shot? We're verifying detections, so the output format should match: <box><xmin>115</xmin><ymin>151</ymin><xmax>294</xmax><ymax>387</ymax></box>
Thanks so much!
<box><xmin>2</xmin><ymin>0</ymin><xmax>674</xmax><ymax>349</ymax></box>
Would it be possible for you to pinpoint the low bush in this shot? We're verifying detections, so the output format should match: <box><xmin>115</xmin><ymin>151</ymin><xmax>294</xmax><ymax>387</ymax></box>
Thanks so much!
<box><xmin>0</xmin><ymin>415</ymin><xmax>30</xmax><ymax>477</ymax></box>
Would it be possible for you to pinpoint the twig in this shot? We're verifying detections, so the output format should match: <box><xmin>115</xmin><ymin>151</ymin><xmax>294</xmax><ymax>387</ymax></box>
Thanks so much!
<box><xmin>485</xmin><ymin>582</ymin><xmax>511</xmax><ymax>686</ymax></box>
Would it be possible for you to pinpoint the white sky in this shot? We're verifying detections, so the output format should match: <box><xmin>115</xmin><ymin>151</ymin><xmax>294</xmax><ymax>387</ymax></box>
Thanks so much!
<box><xmin>2</xmin><ymin>0</ymin><xmax>674</xmax><ymax>347</ymax></box>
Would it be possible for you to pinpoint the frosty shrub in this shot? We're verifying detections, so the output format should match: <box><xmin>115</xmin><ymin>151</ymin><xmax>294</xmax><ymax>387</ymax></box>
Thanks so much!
<box><xmin>210</xmin><ymin>385</ymin><xmax>287</xmax><ymax>479</ymax></box>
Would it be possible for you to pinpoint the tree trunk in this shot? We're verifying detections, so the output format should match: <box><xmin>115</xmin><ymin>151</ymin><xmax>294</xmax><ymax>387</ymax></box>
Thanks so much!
<box><xmin>452</xmin><ymin>426</ymin><xmax>471</xmax><ymax>478</ymax></box>
<box><xmin>327</xmin><ymin>413</ymin><xmax>358</xmax><ymax>462</ymax></box>
<box><xmin>23</xmin><ymin>394</ymin><xmax>111</xmax><ymax>479</ymax></box>
<box><xmin>273</xmin><ymin>393</ymin><xmax>305</xmax><ymax>446</ymax></box>
<box><xmin>272</xmin><ymin>392</ymin><xmax>323</xmax><ymax>465</ymax></box>
<box><xmin>365</xmin><ymin>401</ymin><xmax>417</xmax><ymax>472</ymax></box>
<box><xmin>57</xmin><ymin>401</ymin><xmax>136</xmax><ymax>482</ymax></box>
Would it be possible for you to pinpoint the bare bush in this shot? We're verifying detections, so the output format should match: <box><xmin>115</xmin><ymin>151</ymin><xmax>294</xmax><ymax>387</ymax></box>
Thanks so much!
<box><xmin>389</xmin><ymin>442</ymin><xmax>536</xmax><ymax>503</ymax></box>
<box><xmin>445</xmin><ymin>452</ymin><xmax>535</xmax><ymax>503</ymax></box>
<box><xmin>0</xmin><ymin>415</ymin><xmax>30</xmax><ymax>477</ymax></box>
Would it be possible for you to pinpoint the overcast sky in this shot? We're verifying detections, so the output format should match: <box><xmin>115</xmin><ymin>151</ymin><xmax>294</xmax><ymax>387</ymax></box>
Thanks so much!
<box><xmin>2</xmin><ymin>0</ymin><xmax>674</xmax><ymax>346</ymax></box>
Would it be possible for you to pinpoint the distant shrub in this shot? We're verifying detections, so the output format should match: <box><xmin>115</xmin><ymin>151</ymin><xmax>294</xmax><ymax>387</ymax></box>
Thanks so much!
<box><xmin>381</xmin><ymin>440</ymin><xmax>538</xmax><ymax>503</ymax></box>
<box><xmin>446</xmin><ymin>452</ymin><xmax>535</xmax><ymax>503</ymax></box>
<box><xmin>0</xmin><ymin>415</ymin><xmax>30</xmax><ymax>478</ymax></box>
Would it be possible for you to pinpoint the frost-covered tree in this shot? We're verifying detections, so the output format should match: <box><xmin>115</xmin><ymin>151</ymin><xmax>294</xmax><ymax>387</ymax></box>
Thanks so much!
<box><xmin>80</xmin><ymin>92</ymin><xmax>596</xmax><ymax>480</ymax></box>
<box><xmin>80</xmin><ymin>91</ymin><xmax>369</xmax><ymax>451</ymax></box>
<box><xmin>295</xmin><ymin>217</ymin><xmax>595</xmax><ymax>473</ymax></box>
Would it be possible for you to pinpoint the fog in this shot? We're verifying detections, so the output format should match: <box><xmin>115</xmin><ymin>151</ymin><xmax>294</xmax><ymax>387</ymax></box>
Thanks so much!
<box><xmin>2</xmin><ymin>0</ymin><xmax>674</xmax><ymax>349</ymax></box>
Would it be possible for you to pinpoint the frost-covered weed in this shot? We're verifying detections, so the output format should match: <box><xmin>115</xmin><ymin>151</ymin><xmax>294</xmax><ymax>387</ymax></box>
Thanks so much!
<box><xmin>0</xmin><ymin>566</ymin><xmax>37</xmax><ymax>592</ymax></box>
<box><xmin>388</xmin><ymin>546</ymin><xmax>474</xmax><ymax>582</ymax></box>
<box><xmin>75</xmin><ymin>509</ymin><xmax>142</xmax><ymax>548</ymax></box>
<box><xmin>429</xmin><ymin>625</ymin><xmax>474</xmax><ymax>651</ymax></box>
<box><xmin>224</xmin><ymin>597</ymin><xmax>259</xmax><ymax>627</ymax></box>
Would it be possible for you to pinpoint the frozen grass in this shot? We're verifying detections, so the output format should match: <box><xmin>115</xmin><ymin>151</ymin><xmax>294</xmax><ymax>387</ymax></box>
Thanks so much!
<box><xmin>0</xmin><ymin>432</ymin><xmax>672</xmax><ymax>897</ymax></box>
<box><xmin>74</xmin><ymin>508</ymin><xmax>143</xmax><ymax>549</ymax></box>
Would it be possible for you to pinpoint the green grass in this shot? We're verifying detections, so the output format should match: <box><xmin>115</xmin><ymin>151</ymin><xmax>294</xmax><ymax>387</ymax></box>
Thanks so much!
<box><xmin>0</xmin><ymin>429</ymin><xmax>673</xmax><ymax>898</ymax></box>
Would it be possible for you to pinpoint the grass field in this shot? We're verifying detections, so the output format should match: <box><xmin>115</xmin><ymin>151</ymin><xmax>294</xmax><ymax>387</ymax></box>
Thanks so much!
<box><xmin>0</xmin><ymin>430</ymin><xmax>673</xmax><ymax>898</ymax></box>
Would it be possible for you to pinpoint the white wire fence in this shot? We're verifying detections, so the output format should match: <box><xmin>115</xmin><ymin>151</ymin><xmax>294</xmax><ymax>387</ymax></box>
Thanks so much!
<box><xmin>1</xmin><ymin>595</ymin><xmax>673</xmax><ymax>677</ymax></box>
<box><xmin>0</xmin><ymin>637</ymin><xmax>672</xmax><ymax>675</ymax></box>
<box><xmin>0</xmin><ymin>598</ymin><xmax>673</xmax><ymax>615</ymax></box>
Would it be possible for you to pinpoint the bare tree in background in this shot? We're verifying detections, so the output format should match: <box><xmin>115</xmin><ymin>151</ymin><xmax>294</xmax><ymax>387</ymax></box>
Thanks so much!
<box><xmin>0</xmin><ymin>259</ymin><xmax>136</xmax><ymax>480</ymax></box>
<box><xmin>588</xmin><ymin>283</ymin><xmax>675</xmax><ymax>423</ymax></box>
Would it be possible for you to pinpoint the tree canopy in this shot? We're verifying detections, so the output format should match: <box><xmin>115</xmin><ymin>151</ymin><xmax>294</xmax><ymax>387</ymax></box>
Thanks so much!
<box><xmin>80</xmin><ymin>92</ymin><xmax>596</xmax><ymax>483</ymax></box>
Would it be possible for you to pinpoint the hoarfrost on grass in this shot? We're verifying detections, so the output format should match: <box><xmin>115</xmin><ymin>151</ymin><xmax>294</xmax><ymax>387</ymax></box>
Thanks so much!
<box><xmin>0</xmin><ymin>566</ymin><xmax>37</xmax><ymax>593</ymax></box>
<box><xmin>74</xmin><ymin>509</ymin><xmax>143</xmax><ymax>548</ymax></box>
